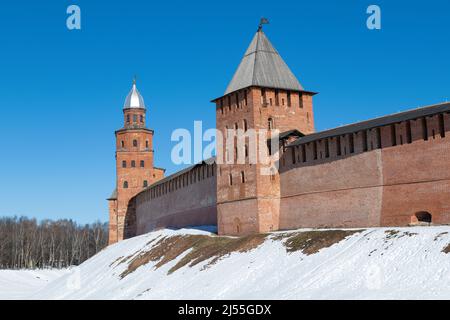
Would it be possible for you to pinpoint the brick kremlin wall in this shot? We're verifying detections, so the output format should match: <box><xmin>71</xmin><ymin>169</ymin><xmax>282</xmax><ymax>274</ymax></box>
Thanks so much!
<box><xmin>134</xmin><ymin>162</ymin><xmax>217</xmax><ymax>234</ymax></box>
<box><xmin>279</xmin><ymin>112</ymin><xmax>450</xmax><ymax>229</ymax></box>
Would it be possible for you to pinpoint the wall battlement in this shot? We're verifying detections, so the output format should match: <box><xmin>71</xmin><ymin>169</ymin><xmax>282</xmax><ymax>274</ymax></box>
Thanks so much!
<box><xmin>108</xmin><ymin>27</ymin><xmax>450</xmax><ymax>243</ymax></box>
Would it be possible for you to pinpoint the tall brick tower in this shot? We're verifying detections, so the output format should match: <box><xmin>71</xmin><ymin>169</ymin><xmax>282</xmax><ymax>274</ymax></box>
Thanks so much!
<box><xmin>108</xmin><ymin>80</ymin><xmax>165</xmax><ymax>244</ymax></box>
<box><xmin>213</xmin><ymin>23</ymin><xmax>316</xmax><ymax>236</ymax></box>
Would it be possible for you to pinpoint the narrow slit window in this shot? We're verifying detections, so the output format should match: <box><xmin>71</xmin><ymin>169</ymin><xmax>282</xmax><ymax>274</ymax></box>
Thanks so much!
<box><xmin>439</xmin><ymin>114</ymin><xmax>445</xmax><ymax>138</ymax></box>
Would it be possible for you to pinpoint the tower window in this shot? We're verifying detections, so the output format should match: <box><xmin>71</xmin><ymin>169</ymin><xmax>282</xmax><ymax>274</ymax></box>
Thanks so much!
<box><xmin>123</xmin><ymin>181</ymin><xmax>128</xmax><ymax>189</ymax></box>
<box><xmin>241</xmin><ymin>171</ymin><xmax>245</xmax><ymax>183</ymax></box>
<box><xmin>268</xmin><ymin>117</ymin><xmax>274</xmax><ymax>130</ymax></box>
<box><xmin>121</xmin><ymin>141</ymin><xmax>125</xmax><ymax>148</ymax></box>
<box><xmin>146</xmin><ymin>140</ymin><xmax>149</xmax><ymax>148</ymax></box>
<box><xmin>234</xmin><ymin>123</ymin><xmax>238</xmax><ymax>130</ymax></box>
<box><xmin>140</xmin><ymin>160</ymin><xmax>145</xmax><ymax>168</ymax></box>
<box><xmin>133</xmin><ymin>114</ymin><xmax>137</xmax><ymax>123</ymax></box>
<box><xmin>131</xmin><ymin>160</ymin><xmax>136</xmax><ymax>167</ymax></box>
<box><xmin>299</xmin><ymin>93</ymin><xmax>303</xmax><ymax>108</ymax></box>
<box><xmin>275</xmin><ymin>90</ymin><xmax>279</xmax><ymax>106</ymax></box>
<box><xmin>126</xmin><ymin>115</ymin><xmax>130</xmax><ymax>123</ymax></box>
<box><xmin>336</xmin><ymin>136</ymin><xmax>342</xmax><ymax>156</ymax></box>
<box><xmin>133</xmin><ymin>140</ymin><xmax>138</xmax><ymax>147</ymax></box>
<box><xmin>439</xmin><ymin>114</ymin><xmax>445</xmax><ymax>138</ymax></box>
<box><xmin>406</xmin><ymin>120</ymin><xmax>413</xmax><ymax>143</ymax></box>
<box><xmin>140</xmin><ymin>115</ymin><xmax>144</xmax><ymax>123</ymax></box>
<box><xmin>349</xmin><ymin>134</ymin><xmax>355</xmax><ymax>153</ymax></box>
<box><xmin>143</xmin><ymin>180</ymin><xmax>148</xmax><ymax>188</ymax></box>
<box><xmin>287</xmin><ymin>91</ymin><xmax>291</xmax><ymax>107</ymax></box>
<box><xmin>243</xmin><ymin>119</ymin><xmax>248</xmax><ymax>132</ymax></box>
<box><xmin>122</xmin><ymin>160</ymin><xmax>126</xmax><ymax>168</ymax></box>
<box><xmin>229</xmin><ymin>173</ymin><xmax>233</xmax><ymax>186</ymax></box>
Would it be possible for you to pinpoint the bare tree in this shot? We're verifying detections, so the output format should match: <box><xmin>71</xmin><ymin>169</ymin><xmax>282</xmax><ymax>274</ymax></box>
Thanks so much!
<box><xmin>0</xmin><ymin>216</ymin><xmax>108</xmax><ymax>269</ymax></box>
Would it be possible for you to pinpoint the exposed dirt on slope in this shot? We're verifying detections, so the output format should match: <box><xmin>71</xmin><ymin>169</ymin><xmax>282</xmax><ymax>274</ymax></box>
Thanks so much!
<box><xmin>434</xmin><ymin>232</ymin><xmax>448</xmax><ymax>241</ymax></box>
<box><xmin>443</xmin><ymin>244</ymin><xmax>450</xmax><ymax>254</ymax></box>
<box><xmin>120</xmin><ymin>233</ymin><xmax>268</xmax><ymax>278</ymax></box>
<box><xmin>274</xmin><ymin>230</ymin><xmax>363</xmax><ymax>255</ymax></box>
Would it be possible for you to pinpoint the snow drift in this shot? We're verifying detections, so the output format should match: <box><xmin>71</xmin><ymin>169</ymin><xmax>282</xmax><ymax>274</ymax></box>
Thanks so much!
<box><xmin>2</xmin><ymin>226</ymin><xmax>450</xmax><ymax>299</ymax></box>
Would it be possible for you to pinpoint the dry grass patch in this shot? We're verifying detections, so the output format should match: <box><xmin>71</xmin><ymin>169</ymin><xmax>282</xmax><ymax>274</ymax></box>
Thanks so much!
<box><xmin>109</xmin><ymin>256</ymin><xmax>124</xmax><ymax>268</ymax></box>
<box><xmin>434</xmin><ymin>232</ymin><xmax>448</xmax><ymax>241</ymax></box>
<box><xmin>385</xmin><ymin>230</ymin><xmax>400</xmax><ymax>240</ymax></box>
<box><xmin>443</xmin><ymin>244</ymin><xmax>450</xmax><ymax>254</ymax></box>
<box><xmin>276</xmin><ymin>230</ymin><xmax>363</xmax><ymax>255</ymax></box>
<box><xmin>120</xmin><ymin>233</ymin><xmax>268</xmax><ymax>278</ymax></box>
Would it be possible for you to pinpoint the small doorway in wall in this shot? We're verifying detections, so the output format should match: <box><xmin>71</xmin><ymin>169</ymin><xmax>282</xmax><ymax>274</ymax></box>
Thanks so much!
<box><xmin>411</xmin><ymin>211</ymin><xmax>432</xmax><ymax>225</ymax></box>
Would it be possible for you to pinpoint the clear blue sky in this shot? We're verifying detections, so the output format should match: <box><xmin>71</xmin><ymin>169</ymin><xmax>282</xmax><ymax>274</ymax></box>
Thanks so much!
<box><xmin>0</xmin><ymin>0</ymin><xmax>449</xmax><ymax>224</ymax></box>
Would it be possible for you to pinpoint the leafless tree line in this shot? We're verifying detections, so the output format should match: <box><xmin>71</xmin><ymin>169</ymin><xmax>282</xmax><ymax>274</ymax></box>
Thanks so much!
<box><xmin>0</xmin><ymin>216</ymin><xmax>108</xmax><ymax>269</ymax></box>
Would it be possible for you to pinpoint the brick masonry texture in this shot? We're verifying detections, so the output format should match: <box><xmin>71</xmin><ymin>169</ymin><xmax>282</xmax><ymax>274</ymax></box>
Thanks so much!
<box><xmin>108</xmin><ymin>32</ymin><xmax>450</xmax><ymax>241</ymax></box>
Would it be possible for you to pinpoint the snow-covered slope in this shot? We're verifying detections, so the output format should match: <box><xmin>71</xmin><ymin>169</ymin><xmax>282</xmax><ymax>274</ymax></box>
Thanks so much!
<box><xmin>0</xmin><ymin>269</ymin><xmax>68</xmax><ymax>299</ymax></box>
<box><xmin>1</xmin><ymin>226</ymin><xmax>450</xmax><ymax>299</ymax></box>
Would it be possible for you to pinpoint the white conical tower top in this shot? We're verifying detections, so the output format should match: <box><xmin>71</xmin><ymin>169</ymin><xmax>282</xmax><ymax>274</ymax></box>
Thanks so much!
<box><xmin>123</xmin><ymin>77</ymin><xmax>146</xmax><ymax>109</ymax></box>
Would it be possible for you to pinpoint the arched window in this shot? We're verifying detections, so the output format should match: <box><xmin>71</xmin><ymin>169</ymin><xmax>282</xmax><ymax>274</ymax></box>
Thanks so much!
<box><xmin>240</xmin><ymin>171</ymin><xmax>245</xmax><ymax>183</ymax></box>
<box><xmin>133</xmin><ymin>114</ymin><xmax>138</xmax><ymax>123</ymax></box>
<box><xmin>122</xmin><ymin>160</ymin><xmax>126</xmax><ymax>168</ymax></box>
<box><xmin>243</xmin><ymin>119</ymin><xmax>248</xmax><ymax>132</ymax></box>
<box><xmin>131</xmin><ymin>160</ymin><xmax>136</xmax><ymax>168</ymax></box>
<box><xmin>268</xmin><ymin>118</ymin><xmax>274</xmax><ymax>130</ymax></box>
<box><xmin>140</xmin><ymin>160</ymin><xmax>145</xmax><ymax>168</ymax></box>
<box><xmin>143</xmin><ymin>180</ymin><xmax>148</xmax><ymax>187</ymax></box>
<box><xmin>234</xmin><ymin>123</ymin><xmax>238</xmax><ymax>130</ymax></box>
<box><xmin>126</xmin><ymin>115</ymin><xmax>130</xmax><ymax>123</ymax></box>
<box><xmin>140</xmin><ymin>115</ymin><xmax>144</xmax><ymax>123</ymax></box>
<box><xmin>121</xmin><ymin>141</ymin><xmax>125</xmax><ymax>148</ymax></box>
<box><xmin>133</xmin><ymin>140</ymin><xmax>138</xmax><ymax>147</ymax></box>
<box><xmin>123</xmin><ymin>181</ymin><xmax>128</xmax><ymax>189</ymax></box>
<box><xmin>145</xmin><ymin>140</ymin><xmax>149</xmax><ymax>148</ymax></box>
<box><xmin>414</xmin><ymin>212</ymin><xmax>432</xmax><ymax>224</ymax></box>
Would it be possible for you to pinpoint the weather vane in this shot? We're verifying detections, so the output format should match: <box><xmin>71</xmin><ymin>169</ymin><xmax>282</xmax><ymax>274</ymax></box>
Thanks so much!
<box><xmin>258</xmin><ymin>17</ymin><xmax>269</xmax><ymax>31</ymax></box>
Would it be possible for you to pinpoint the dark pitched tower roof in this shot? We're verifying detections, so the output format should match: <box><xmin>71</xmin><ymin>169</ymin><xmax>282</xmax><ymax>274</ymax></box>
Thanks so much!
<box><xmin>224</xmin><ymin>29</ymin><xmax>304</xmax><ymax>95</ymax></box>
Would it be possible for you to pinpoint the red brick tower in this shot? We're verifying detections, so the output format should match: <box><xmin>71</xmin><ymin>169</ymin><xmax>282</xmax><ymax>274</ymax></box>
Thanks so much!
<box><xmin>108</xmin><ymin>80</ymin><xmax>165</xmax><ymax>244</ymax></box>
<box><xmin>213</xmin><ymin>23</ymin><xmax>316</xmax><ymax>235</ymax></box>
